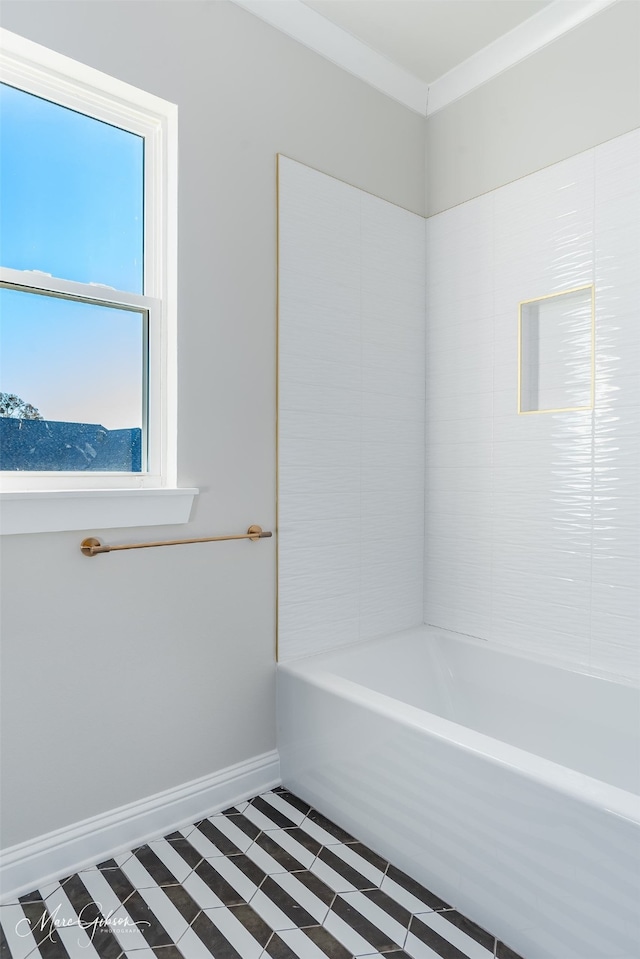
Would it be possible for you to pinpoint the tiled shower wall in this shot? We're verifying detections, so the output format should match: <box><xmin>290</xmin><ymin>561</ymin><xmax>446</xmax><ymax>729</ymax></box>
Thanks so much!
<box><xmin>278</xmin><ymin>133</ymin><xmax>638</xmax><ymax>678</ymax></box>
<box><xmin>424</xmin><ymin>129</ymin><xmax>640</xmax><ymax>684</ymax></box>
<box><xmin>278</xmin><ymin>157</ymin><xmax>425</xmax><ymax>662</ymax></box>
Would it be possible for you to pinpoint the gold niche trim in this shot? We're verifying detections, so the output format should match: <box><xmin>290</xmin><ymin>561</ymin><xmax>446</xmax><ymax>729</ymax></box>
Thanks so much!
<box><xmin>517</xmin><ymin>283</ymin><xmax>595</xmax><ymax>415</ymax></box>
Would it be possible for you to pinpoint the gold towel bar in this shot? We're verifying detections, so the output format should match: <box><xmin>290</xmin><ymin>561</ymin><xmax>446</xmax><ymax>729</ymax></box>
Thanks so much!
<box><xmin>80</xmin><ymin>525</ymin><xmax>272</xmax><ymax>557</ymax></box>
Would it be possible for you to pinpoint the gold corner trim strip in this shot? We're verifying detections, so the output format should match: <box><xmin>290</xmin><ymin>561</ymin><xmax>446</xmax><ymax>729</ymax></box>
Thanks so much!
<box><xmin>517</xmin><ymin>283</ymin><xmax>596</xmax><ymax>416</ymax></box>
<box><xmin>275</xmin><ymin>153</ymin><xmax>280</xmax><ymax>664</ymax></box>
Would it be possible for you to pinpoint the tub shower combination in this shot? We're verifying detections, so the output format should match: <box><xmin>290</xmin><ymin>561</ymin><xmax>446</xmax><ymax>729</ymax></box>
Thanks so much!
<box><xmin>278</xmin><ymin>627</ymin><xmax>640</xmax><ymax>959</ymax></box>
<box><xmin>277</xmin><ymin>136</ymin><xmax>640</xmax><ymax>959</ymax></box>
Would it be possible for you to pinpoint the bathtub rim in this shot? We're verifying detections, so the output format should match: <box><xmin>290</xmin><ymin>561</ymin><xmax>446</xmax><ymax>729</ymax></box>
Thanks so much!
<box><xmin>278</xmin><ymin>660</ymin><xmax>640</xmax><ymax>825</ymax></box>
<box><xmin>280</xmin><ymin>623</ymin><xmax>640</xmax><ymax>689</ymax></box>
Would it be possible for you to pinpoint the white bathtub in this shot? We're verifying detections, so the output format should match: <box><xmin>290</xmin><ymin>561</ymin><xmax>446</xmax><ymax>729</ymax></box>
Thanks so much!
<box><xmin>277</xmin><ymin>625</ymin><xmax>640</xmax><ymax>959</ymax></box>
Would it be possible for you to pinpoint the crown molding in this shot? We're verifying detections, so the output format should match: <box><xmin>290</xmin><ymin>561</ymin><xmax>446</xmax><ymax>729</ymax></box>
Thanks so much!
<box><xmin>231</xmin><ymin>0</ymin><xmax>618</xmax><ymax>118</ymax></box>
<box><xmin>427</xmin><ymin>0</ymin><xmax>619</xmax><ymax>116</ymax></box>
<box><xmin>230</xmin><ymin>0</ymin><xmax>429</xmax><ymax>115</ymax></box>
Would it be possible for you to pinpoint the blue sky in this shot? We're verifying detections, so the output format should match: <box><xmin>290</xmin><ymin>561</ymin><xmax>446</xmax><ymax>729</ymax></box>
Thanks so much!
<box><xmin>0</xmin><ymin>82</ymin><xmax>144</xmax><ymax>429</ymax></box>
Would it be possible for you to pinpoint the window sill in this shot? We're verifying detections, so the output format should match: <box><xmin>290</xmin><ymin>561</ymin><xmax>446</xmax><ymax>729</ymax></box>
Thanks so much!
<box><xmin>0</xmin><ymin>487</ymin><xmax>199</xmax><ymax>535</ymax></box>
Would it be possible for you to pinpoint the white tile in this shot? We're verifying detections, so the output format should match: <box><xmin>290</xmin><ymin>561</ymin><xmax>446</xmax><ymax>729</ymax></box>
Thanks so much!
<box><xmin>189</xmin><ymin>816</ymin><xmax>254</xmax><ymax>856</ymax></box>
<box><xmin>200</xmin><ymin>906</ymin><xmax>264</xmax><ymax>959</ymax></box>
<box><xmin>133</xmin><ymin>883</ymin><xmax>193</xmax><ymax>941</ymax></box>
<box><xmin>142</xmin><ymin>839</ymin><xmax>195</xmax><ymax>884</ymax></box>
<box><xmin>251</xmin><ymin>829</ymin><xmax>315</xmax><ymax>869</ymax></box>
<box><xmin>361</xmin><ymin>489</ymin><xmax>423</xmax><ymax>540</ymax></box>
<box><xmin>279</xmin><ymin>543</ymin><xmax>361</xmax><ymax>604</ymax></box>
<box><xmin>324</xmin><ymin>846</ymin><xmax>386</xmax><ymax>889</ymax></box>
<box><xmin>279</xmin><ymin>267</ymin><xmax>361</xmax><ymax>331</ymax></box>
<box><xmin>361</xmin><ymin>390</ymin><xmax>425</xmax><ymax>423</ymax></box>
<box><xmin>427</xmin><ymin>441</ymin><xmax>493</xmax><ymax>470</ymax></box>
<box><xmin>279</xmin><ymin>467</ymin><xmax>360</xmax><ymax>518</ymax></box>
<box><xmin>407</xmin><ymin>910</ymin><xmax>494</xmax><ymax>959</ymax></box>
<box><xmin>276</xmin><ymin>927</ymin><xmax>340</xmax><ymax>959</ymax></box>
<box><xmin>278</xmin><ymin>157</ymin><xmax>360</xmax><ymax>289</ymax></box>
<box><xmin>425</xmin><ymin>504</ymin><xmax>492</xmax><ymax>545</ymax></box>
<box><xmin>361</xmin><ymin>192</ymin><xmax>426</xmax><ymax>281</ymax></box>
<box><xmin>591</xmin><ymin>582</ymin><xmax>640</xmax><ymax>623</ymax></box>
<box><xmin>298</xmin><ymin>818</ymin><xmax>351</xmax><ymax>847</ymax></box>
<box><xmin>426</xmin><ymin>356</ymin><xmax>494</xmax><ymax>400</ymax></box>
<box><xmin>592</xmin><ymin>547</ymin><xmax>640</xmax><ymax>593</ymax></box>
<box><xmin>279</xmin><ymin>139</ymin><xmax>640</xmax><ymax>678</ymax></box>
<box><xmin>162</xmin><ymin>926</ymin><xmax>216</xmax><ymax>959</ymax></box>
<box><xmin>361</xmin><ymin>413</ymin><xmax>425</xmax><ymax>452</ymax></box>
<box><xmin>379</xmin><ymin>875</ymin><xmax>440</xmax><ymax>915</ymax></box>
<box><xmin>177</xmin><ymin>870</ymin><xmax>228</xmax><ymax>910</ymax></box>
<box><xmin>75</xmin><ymin>869</ymin><xmax>141</xmax><ymax>937</ymax></box>
<box><xmin>279</xmin><ymin>352</ymin><xmax>362</xmax><ymax>415</ymax></box>
<box><xmin>279</xmin><ymin>377</ymin><xmax>362</xmax><ymax>418</ymax></box>
<box><xmin>308</xmin><ymin>858</ymin><xmax>366</xmax><ymax>895</ymax></box>
<box><xmin>424</xmin><ymin>578</ymin><xmax>490</xmax><ymax>617</ymax></box>
<box><xmin>594</xmin><ymin>407</ymin><xmax>640</xmax><ymax>465</ymax></box>
<box><xmin>362</xmin><ymin>347</ymin><xmax>425</xmax><ymax>399</ymax></box>
<box><xmin>323</xmin><ymin>908</ymin><xmax>394</xmax><ymax>956</ymax></box>
<box><xmin>279</xmin><ymin>410</ymin><xmax>360</xmax><ymax>471</ymax></box>
<box><xmin>32</xmin><ymin>882</ymin><xmax>60</xmax><ymax>902</ymax></box>
<box><xmin>279</xmin><ymin>539</ymin><xmax>360</xmax><ymax>622</ymax></box>
<box><xmin>489</xmin><ymin>617</ymin><xmax>591</xmax><ymax>670</ymax></box>
<box><xmin>91</xmin><ymin>902</ymin><xmax>150</xmax><ymax>953</ymax></box>
<box><xmin>246</xmin><ymin>889</ymin><xmax>301</xmax><ymax>933</ymax></box>
<box><xmin>425</xmin><ymin>531</ymin><xmax>491</xmax><ymax>572</ymax></box>
<box><xmin>354</xmin><ymin>954</ymin><xmax>401</xmax><ymax>958</ymax></box>
<box><xmin>361</xmin><ymin>465</ymin><xmax>424</xmax><ymax>493</ymax></box>
<box><xmin>119</xmin><ymin>949</ymin><xmax>157</xmax><ymax>958</ymax></box>
<box><xmin>360</xmin><ymin>541</ymin><xmax>423</xmax><ymax>585</ymax></box>
<box><xmin>199</xmin><ymin>855</ymin><xmax>260</xmax><ymax>902</ymax></box>
<box><xmin>240</xmin><ymin>842</ymin><xmax>292</xmax><ymax>877</ymax></box>
<box><xmin>340</xmin><ymin>891</ymin><xmax>408</xmax><ymax>948</ymax></box>
<box><xmin>254</xmin><ymin>792</ymin><xmax>307</xmax><ymax>826</ymax></box>
<box><xmin>596</xmin><ymin>371</ymin><xmax>640</xmax><ymax>409</ymax></box>
<box><xmin>0</xmin><ymin>903</ymin><xmax>51</xmax><ymax>959</ymax></box>
<box><xmin>278</xmin><ymin>603</ymin><xmax>360</xmax><ymax>662</ymax></box>
<box><xmin>590</xmin><ymin>629</ymin><xmax>640</xmax><ymax>685</ymax></box>
<box><xmin>360</xmin><ymin>603</ymin><xmax>424</xmax><ymax>642</ymax></box>
<box><xmin>268</xmin><ymin>872</ymin><xmax>332</xmax><ymax>925</ymax></box>
<box><xmin>425</xmin><ymin>413</ymin><xmax>492</xmax><ymax>448</ymax></box>
<box><xmin>362</xmin><ymin>290</ymin><xmax>425</xmax><ymax>338</ymax></box>
<box><xmin>117</xmin><ymin>854</ymin><xmax>161</xmax><ymax>890</ymax></box>
<box><xmin>493</xmin><ymin>150</ymin><xmax>595</xmax><ymax>295</ymax></box>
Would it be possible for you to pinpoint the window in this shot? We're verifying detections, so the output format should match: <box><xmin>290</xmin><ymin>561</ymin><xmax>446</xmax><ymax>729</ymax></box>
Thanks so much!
<box><xmin>0</xmin><ymin>29</ymin><xmax>196</xmax><ymax>533</ymax></box>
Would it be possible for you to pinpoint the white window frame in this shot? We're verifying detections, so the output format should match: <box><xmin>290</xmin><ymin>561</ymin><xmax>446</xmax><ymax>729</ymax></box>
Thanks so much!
<box><xmin>0</xmin><ymin>29</ymin><xmax>197</xmax><ymax>533</ymax></box>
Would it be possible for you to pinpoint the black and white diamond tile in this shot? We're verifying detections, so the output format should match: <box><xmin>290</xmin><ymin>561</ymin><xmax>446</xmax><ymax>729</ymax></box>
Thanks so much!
<box><xmin>0</xmin><ymin>788</ymin><xmax>525</xmax><ymax>959</ymax></box>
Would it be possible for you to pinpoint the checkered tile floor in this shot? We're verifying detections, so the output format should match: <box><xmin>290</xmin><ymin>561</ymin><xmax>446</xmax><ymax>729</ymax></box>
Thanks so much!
<box><xmin>0</xmin><ymin>788</ymin><xmax>524</xmax><ymax>959</ymax></box>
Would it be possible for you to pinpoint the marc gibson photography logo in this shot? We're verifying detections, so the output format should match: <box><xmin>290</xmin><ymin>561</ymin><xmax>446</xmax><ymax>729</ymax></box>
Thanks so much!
<box><xmin>16</xmin><ymin>902</ymin><xmax>150</xmax><ymax>946</ymax></box>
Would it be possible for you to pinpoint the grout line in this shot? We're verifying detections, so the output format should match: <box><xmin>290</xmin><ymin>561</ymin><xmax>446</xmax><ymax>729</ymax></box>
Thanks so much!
<box><xmin>401</xmin><ymin>915</ymin><xmax>410</xmax><ymax>951</ymax></box>
<box><xmin>183</xmin><ymin>907</ymin><xmax>203</xmax><ymax>938</ymax></box>
<box><xmin>11</xmin><ymin>793</ymin><xmax>517</xmax><ymax>959</ymax></box>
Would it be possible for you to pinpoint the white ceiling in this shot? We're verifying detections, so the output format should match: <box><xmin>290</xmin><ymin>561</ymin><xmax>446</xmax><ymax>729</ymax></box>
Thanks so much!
<box><xmin>301</xmin><ymin>0</ymin><xmax>552</xmax><ymax>85</ymax></box>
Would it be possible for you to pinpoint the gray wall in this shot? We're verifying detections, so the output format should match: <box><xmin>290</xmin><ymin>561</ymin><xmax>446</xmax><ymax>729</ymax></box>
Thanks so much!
<box><xmin>426</xmin><ymin>1</ymin><xmax>640</xmax><ymax>214</ymax></box>
<box><xmin>0</xmin><ymin>0</ymin><xmax>425</xmax><ymax>848</ymax></box>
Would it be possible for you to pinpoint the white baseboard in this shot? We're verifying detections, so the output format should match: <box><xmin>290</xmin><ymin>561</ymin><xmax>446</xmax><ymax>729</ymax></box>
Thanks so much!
<box><xmin>0</xmin><ymin>749</ymin><xmax>280</xmax><ymax>902</ymax></box>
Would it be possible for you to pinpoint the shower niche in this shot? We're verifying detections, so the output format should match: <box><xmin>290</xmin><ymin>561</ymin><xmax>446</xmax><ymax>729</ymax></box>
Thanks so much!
<box><xmin>518</xmin><ymin>285</ymin><xmax>594</xmax><ymax>413</ymax></box>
